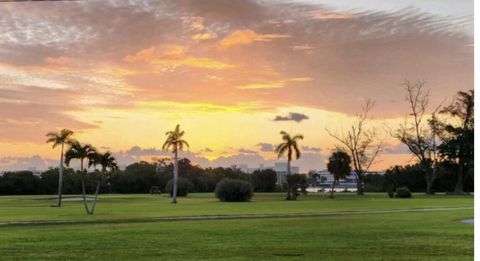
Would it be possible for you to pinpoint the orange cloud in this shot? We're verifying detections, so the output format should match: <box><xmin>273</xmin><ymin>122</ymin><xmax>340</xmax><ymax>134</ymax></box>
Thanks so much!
<box><xmin>123</xmin><ymin>46</ymin><xmax>157</xmax><ymax>62</ymax></box>
<box><xmin>123</xmin><ymin>45</ymin><xmax>233</xmax><ymax>70</ymax></box>
<box><xmin>238</xmin><ymin>81</ymin><xmax>285</xmax><ymax>90</ymax></box>
<box><xmin>193</xmin><ymin>33</ymin><xmax>217</xmax><ymax>41</ymax></box>
<box><xmin>157</xmin><ymin>44</ymin><xmax>186</xmax><ymax>58</ymax></box>
<box><xmin>137</xmin><ymin>100</ymin><xmax>269</xmax><ymax>113</ymax></box>
<box><xmin>218</xmin><ymin>29</ymin><xmax>290</xmax><ymax>49</ymax></box>
<box><xmin>308</xmin><ymin>10</ymin><xmax>355</xmax><ymax>20</ymax></box>
<box><xmin>123</xmin><ymin>45</ymin><xmax>186</xmax><ymax>63</ymax></box>
<box><xmin>44</xmin><ymin>56</ymin><xmax>71</xmax><ymax>65</ymax></box>
<box><xmin>292</xmin><ymin>44</ymin><xmax>313</xmax><ymax>51</ymax></box>
<box><xmin>152</xmin><ymin>57</ymin><xmax>233</xmax><ymax>70</ymax></box>
<box><xmin>237</xmin><ymin>77</ymin><xmax>312</xmax><ymax>90</ymax></box>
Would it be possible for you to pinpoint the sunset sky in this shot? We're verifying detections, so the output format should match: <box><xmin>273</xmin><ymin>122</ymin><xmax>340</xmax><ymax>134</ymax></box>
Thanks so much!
<box><xmin>0</xmin><ymin>0</ymin><xmax>473</xmax><ymax>172</ymax></box>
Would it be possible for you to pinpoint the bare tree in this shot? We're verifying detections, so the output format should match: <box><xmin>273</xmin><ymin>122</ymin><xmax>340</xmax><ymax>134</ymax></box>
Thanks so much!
<box><xmin>395</xmin><ymin>80</ymin><xmax>441</xmax><ymax>194</ymax></box>
<box><xmin>326</xmin><ymin>100</ymin><xmax>382</xmax><ymax>195</ymax></box>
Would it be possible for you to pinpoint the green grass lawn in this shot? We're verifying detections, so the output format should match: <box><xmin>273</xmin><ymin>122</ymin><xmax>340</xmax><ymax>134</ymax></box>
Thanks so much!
<box><xmin>0</xmin><ymin>193</ymin><xmax>473</xmax><ymax>260</ymax></box>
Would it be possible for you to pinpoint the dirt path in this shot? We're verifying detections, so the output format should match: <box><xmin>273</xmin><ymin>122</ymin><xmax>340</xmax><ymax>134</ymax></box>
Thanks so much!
<box><xmin>0</xmin><ymin>206</ymin><xmax>472</xmax><ymax>227</ymax></box>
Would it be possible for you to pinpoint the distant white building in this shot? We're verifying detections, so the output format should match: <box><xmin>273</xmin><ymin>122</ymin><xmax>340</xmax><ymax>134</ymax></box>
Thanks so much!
<box><xmin>274</xmin><ymin>162</ymin><xmax>299</xmax><ymax>184</ymax></box>
<box><xmin>238</xmin><ymin>164</ymin><xmax>248</xmax><ymax>173</ymax></box>
<box><xmin>313</xmin><ymin>170</ymin><xmax>357</xmax><ymax>185</ymax></box>
<box><xmin>307</xmin><ymin>170</ymin><xmax>383</xmax><ymax>192</ymax></box>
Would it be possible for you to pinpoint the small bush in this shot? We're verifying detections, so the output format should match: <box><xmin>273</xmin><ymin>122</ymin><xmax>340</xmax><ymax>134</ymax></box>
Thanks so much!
<box><xmin>387</xmin><ymin>190</ymin><xmax>394</xmax><ymax>198</ymax></box>
<box><xmin>215</xmin><ymin>178</ymin><xmax>253</xmax><ymax>202</ymax></box>
<box><xmin>274</xmin><ymin>184</ymin><xmax>285</xmax><ymax>192</ymax></box>
<box><xmin>165</xmin><ymin>177</ymin><xmax>193</xmax><ymax>197</ymax></box>
<box><xmin>395</xmin><ymin>186</ymin><xmax>412</xmax><ymax>198</ymax></box>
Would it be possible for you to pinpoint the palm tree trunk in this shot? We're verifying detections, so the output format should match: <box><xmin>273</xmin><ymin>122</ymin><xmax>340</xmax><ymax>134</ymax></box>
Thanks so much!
<box><xmin>172</xmin><ymin>149</ymin><xmax>178</xmax><ymax>204</ymax></box>
<box><xmin>90</xmin><ymin>180</ymin><xmax>101</xmax><ymax>215</ymax></box>
<box><xmin>80</xmin><ymin>160</ymin><xmax>91</xmax><ymax>214</ymax></box>
<box><xmin>286</xmin><ymin>159</ymin><xmax>292</xmax><ymax>200</ymax></box>
<box><xmin>330</xmin><ymin>180</ymin><xmax>335</xmax><ymax>198</ymax></box>
<box><xmin>57</xmin><ymin>143</ymin><xmax>64</xmax><ymax>207</ymax></box>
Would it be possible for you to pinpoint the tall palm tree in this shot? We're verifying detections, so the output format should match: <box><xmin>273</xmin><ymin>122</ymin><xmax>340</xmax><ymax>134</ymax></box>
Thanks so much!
<box><xmin>162</xmin><ymin>124</ymin><xmax>189</xmax><ymax>204</ymax></box>
<box><xmin>275</xmin><ymin>131</ymin><xmax>303</xmax><ymax>200</ymax></box>
<box><xmin>88</xmin><ymin>151</ymin><xmax>117</xmax><ymax>215</ymax></box>
<box><xmin>45</xmin><ymin>129</ymin><xmax>74</xmax><ymax>207</ymax></box>
<box><xmin>65</xmin><ymin>141</ymin><xmax>97</xmax><ymax>214</ymax></box>
<box><xmin>327</xmin><ymin>149</ymin><xmax>352</xmax><ymax>198</ymax></box>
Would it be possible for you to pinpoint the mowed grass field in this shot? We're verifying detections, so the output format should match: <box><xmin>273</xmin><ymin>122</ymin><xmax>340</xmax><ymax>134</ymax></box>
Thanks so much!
<box><xmin>0</xmin><ymin>193</ymin><xmax>473</xmax><ymax>261</ymax></box>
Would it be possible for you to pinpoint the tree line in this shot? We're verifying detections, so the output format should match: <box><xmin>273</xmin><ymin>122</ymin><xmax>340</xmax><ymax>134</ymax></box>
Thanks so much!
<box><xmin>0</xmin><ymin>159</ymin><xmax>278</xmax><ymax>195</ymax></box>
<box><xmin>1</xmin><ymin>156</ymin><xmax>471</xmax><ymax>197</ymax></box>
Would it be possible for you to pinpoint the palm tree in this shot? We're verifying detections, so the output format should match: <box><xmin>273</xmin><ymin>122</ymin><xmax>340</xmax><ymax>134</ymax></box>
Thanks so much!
<box><xmin>88</xmin><ymin>151</ymin><xmax>117</xmax><ymax>214</ymax></box>
<box><xmin>162</xmin><ymin>124</ymin><xmax>189</xmax><ymax>204</ymax></box>
<box><xmin>45</xmin><ymin>129</ymin><xmax>74</xmax><ymax>207</ymax></box>
<box><xmin>275</xmin><ymin>131</ymin><xmax>303</xmax><ymax>200</ymax></box>
<box><xmin>65</xmin><ymin>141</ymin><xmax>97</xmax><ymax>214</ymax></box>
<box><xmin>327</xmin><ymin>149</ymin><xmax>352</xmax><ymax>198</ymax></box>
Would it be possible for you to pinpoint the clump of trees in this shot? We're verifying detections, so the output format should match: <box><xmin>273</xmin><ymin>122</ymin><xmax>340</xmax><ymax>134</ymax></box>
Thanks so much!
<box><xmin>396</xmin><ymin>81</ymin><xmax>474</xmax><ymax>194</ymax></box>
<box><xmin>251</xmin><ymin>169</ymin><xmax>277</xmax><ymax>192</ymax></box>
<box><xmin>285</xmin><ymin>174</ymin><xmax>307</xmax><ymax>199</ymax></box>
<box><xmin>437</xmin><ymin>90</ymin><xmax>474</xmax><ymax>194</ymax></box>
<box><xmin>363</xmin><ymin>161</ymin><xmax>473</xmax><ymax>194</ymax></box>
<box><xmin>323</xmin><ymin>83</ymin><xmax>474</xmax><ymax>196</ymax></box>
<box><xmin>44</xmin><ymin>128</ymin><xmax>119</xmax><ymax>215</ymax></box>
<box><xmin>63</xmin><ymin>141</ymin><xmax>118</xmax><ymax>215</ymax></box>
<box><xmin>0</xmin><ymin>171</ymin><xmax>40</xmax><ymax>195</ymax></box>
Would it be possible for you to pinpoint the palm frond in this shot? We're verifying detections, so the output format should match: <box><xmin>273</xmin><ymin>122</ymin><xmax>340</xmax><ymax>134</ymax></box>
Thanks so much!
<box><xmin>276</xmin><ymin>131</ymin><xmax>303</xmax><ymax>160</ymax></box>
<box><xmin>162</xmin><ymin>141</ymin><xmax>172</xmax><ymax>151</ymax></box>
<box><xmin>180</xmin><ymin>140</ymin><xmax>189</xmax><ymax>149</ymax></box>
<box><xmin>163</xmin><ymin>124</ymin><xmax>189</xmax><ymax>152</ymax></box>
<box><xmin>45</xmin><ymin>132</ymin><xmax>58</xmax><ymax>138</ymax></box>
<box><xmin>293</xmin><ymin>144</ymin><xmax>301</xmax><ymax>159</ymax></box>
<box><xmin>292</xmin><ymin>134</ymin><xmax>304</xmax><ymax>141</ymax></box>
<box><xmin>276</xmin><ymin>143</ymin><xmax>288</xmax><ymax>158</ymax></box>
<box><xmin>64</xmin><ymin>149</ymin><xmax>76</xmax><ymax>167</ymax></box>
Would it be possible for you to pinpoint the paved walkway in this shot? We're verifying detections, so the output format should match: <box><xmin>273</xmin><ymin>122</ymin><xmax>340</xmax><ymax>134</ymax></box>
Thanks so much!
<box><xmin>460</xmin><ymin>218</ymin><xmax>474</xmax><ymax>224</ymax></box>
<box><xmin>0</xmin><ymin>207</ymin><xmax>472</xmax><ymax>227</ymax></box>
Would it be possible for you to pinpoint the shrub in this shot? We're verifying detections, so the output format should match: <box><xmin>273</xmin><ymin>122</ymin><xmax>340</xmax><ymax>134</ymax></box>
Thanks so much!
<box><xmin>387</xmin><ymin>190</ymin><xmax>394</xmax><ymax>198</ymax></box>
<box><xmin>165</xmin><ymin>177</ymin><xmax>193</xmax><ymax>197</ymax></box>
<box><xmin>395</xmin><ymin>186</ymin><xmax>412</xmax><ymax>198</ymax></box>
<box><xmin>215</xmin><ymin>178</ymin><xmax>253</xmax><ymax>202</ymax></box>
